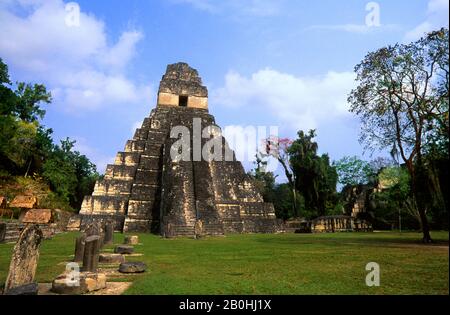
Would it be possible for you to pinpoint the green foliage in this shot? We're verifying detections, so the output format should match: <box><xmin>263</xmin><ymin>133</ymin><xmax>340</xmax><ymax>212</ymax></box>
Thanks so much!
<box><xmin>0</xmin><ymin>57</ymin><xmax>52</xmax><ymax>174</ymax></box>
<box><xmin>39</xmin><ymin>191</ymin><xmax>76</xmax><ymax>213</ymax></box>
<box><xmin>271</xmin><ymin>183</ymin><xmax>304</xmax><ymax>220</ymax></box>
<box><xmin>42</xmin><ymin>138</ymin><xmax>98</xmax><ymax>209</ymax></box>
<box><xmin>248</xmin><ymin>154</ymin><xmax>277</xmax><ymax>203</ymax></box>
<box><xmin>14</xmin><ymin>82</ymin><xmax>51</xmax><ymax>122</ymax></box>
<box><xmin>0</xmin><ymin>57</ymin><xmax>98</xmax><ymax>211</ymax></box>
<box><xmin>260</xmin><ymin>131</ymin><xmax>339</xmax><ymax>220</ymax></box>
<box><xmin>334</xmin><ymin>156</ymin><xmax>375</xmax><ymax>187</ymax></box>
<box><xmin>0</xmin><ymin>58</ymin><xmax>10</xmax><ymax>84</ymax></box>
<box><xmin>42</xmin><ymin>154</ymin><xmax>78</xmax><ymax>203</ymax></box>
<box><xmin>372</xmin><ymin>166</ymin><xmax>421</xmax><ymax>230</ymax></box>
<box><xmin>288</xmin><ymin>130</ymin><xmax>338</xmax><ymax>217</ymax></box>
<box><xmin>4</xmin><ymin>120</ymin><xmax>38</xmax><ymax>169</ymax></box>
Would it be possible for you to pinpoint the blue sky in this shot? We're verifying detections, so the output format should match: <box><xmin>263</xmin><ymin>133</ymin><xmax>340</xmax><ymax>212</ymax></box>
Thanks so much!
<box><xmin>0</xmin><ymin>0</ymin><xmax>448</xmax><ymax>180</ymax></box>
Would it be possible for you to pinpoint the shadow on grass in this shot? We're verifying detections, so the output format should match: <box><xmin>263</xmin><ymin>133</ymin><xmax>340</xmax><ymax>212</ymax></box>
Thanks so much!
<box><xmin>249</xmin><ymin>231</ymin><xmax>449</xmax><ymax>247</ymax></box>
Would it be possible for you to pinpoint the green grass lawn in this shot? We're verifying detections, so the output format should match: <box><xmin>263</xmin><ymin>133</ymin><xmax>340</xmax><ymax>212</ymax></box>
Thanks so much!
<box><xmin>0</xmin><ymin>231</ymin><xmax>448</xmax><ymax>295</ymax></box>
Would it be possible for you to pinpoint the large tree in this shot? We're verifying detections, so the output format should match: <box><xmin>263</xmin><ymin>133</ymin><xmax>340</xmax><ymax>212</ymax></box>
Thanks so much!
<box><xmin>264</xmin><ymin>136</ymin><xmax>300</xmax><ymax>217</ymax></box>
<box><xmin>0</xmin><ymin>58</ymin><xmax>52</xmax><ymax>174</ymax></box>
<box><xmin>288</xmin><ymin>130</ymin><xmax>338</xmax><ymax>217</ymax></box>
<box><xmin>348</xmin><ymin>28</ymin><xmax>449</xmax><ymax>242</ymax></box>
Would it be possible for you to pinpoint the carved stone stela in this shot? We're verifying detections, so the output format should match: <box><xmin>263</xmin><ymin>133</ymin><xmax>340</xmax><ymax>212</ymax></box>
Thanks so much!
<box><xmin>79</xmin><ymin>62</ymin><xmax>279</xmax><ymax>237</ymax></box>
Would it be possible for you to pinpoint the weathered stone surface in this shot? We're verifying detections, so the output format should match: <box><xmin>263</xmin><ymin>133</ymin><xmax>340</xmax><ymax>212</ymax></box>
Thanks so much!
<box><xmin>79</xmin><ymin>62</ymin><xmax>280</xmax><ymax>237</ymax></box>
<box><xmin>310</xmin><ymin>215</ymin><xmax>372</xmax><ymax>233</ymax></box>
<box><xmin>98</xmin><ymin>232</ymin><xmax>105</xmax><ymax>249</ymax></box>
<box><xmin>124</xmin><ymin>235</ymin><xmax>139</xmax><ymax>245</ymax></box>
<box><xmin>51</xmin><ymin>272</ymin><xmax>106</xmax><ymax>295</ymax></box>
<box><xmin>52</xmin><ymin>209</ymin><xmax>74</xmax><ymax>231</ymax></box>
<box><xmin>21</xmin><ymin>209</ymin><xmax>53</xmax><ymax>224</ymax></box>
<box><xmin>99</xmin><ymin>253</ymin><xmax>125</xmax><ymax>264</ymax></box>
<box><xmin>66</xmin><ymin>215</ymin><xmax>81</xmax><ymax>231</ymax></box>
<box><xmin>3</xmin><ymin>282</ymin><xmax>38</xmax><ymax>295</ymax></box>
<box><xmin>118</xmin><ymin>262</ymin><xmax>147</xmax><ymax>273</ymax></box>
<box><xmin>9</xmin><ymin>195</ymin><xmax>37</xmax><ymax>209</ymax></box>
<box><xmin>194</xmin><ymin>220</ymin><xmax>203</xmax><ymax>239</ymax></box>
<box><xmin>114</xmin><ymin>245</ymin><xmax>134</xmax><ymax>255</ymax></box>
<box><xmin>342</xmin><ymin>184</ymin><xmax>374</xmax><ymax>217</ymax></box>
<box><xmin>84</xmin><ymin>221</ymin><xmax>102</xmax><ymax>236</ymax></box>
<box><xmin>104</xmin><ymin>222</ymin><xmax>114</xmax><ymax>244</ymax></box>
<box><xmin>0</xmin><ymin>222</ymin><xmax>6</xmax><ymax>243</ymax></box>
<box><xmin>4</xmin><ymin>224</ymin><xmax>43</xmax><ymax>293</ymax></box>
<box><xmin>74</xmin><ymin>234</ymin><xmax>86</xmax><ymax>262</ymax></box>
<box><xmin>82</xmin><ymin>235</ymin><xmax>100</xmax><ymax>272</ymax></box>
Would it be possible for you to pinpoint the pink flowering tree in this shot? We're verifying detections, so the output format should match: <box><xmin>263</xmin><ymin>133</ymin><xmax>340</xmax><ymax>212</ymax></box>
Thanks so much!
<box><xmin>262</xmin><ymin>136</ymin><xmax>299</xmax><ymax>217</ymax></box>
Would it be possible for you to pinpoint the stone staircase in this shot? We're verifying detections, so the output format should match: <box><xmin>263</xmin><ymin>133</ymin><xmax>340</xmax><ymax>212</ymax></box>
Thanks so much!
<box><xmin>123</xmin><ymin>111</ymin><xmax>167</xmax><ymax>233</ymax></box>
<box><xmin>0</xmin><ymin>221</ymin><xmax>63</xmax><ymax>243</ymax></box>
<box><xmin>2</xmin><ymin>222</ymin><xmax>25</xmax><ymax>243</ymax></box>
<box><xmin>170</xmin><ymin>224</ymin><xmax>195</xmax><ymax>237</ymax></box>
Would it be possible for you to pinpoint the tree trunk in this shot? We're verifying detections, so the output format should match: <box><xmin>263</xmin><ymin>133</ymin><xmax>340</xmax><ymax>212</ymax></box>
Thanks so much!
<box><xmin>279</xmin><ymin>157</ymin><xmax>298</xmax><ymax>217</ymax></box>
<box><xmin>24</xmin><ymin>158</ymin><xmax>32</xmax><ymax>178</ymax></box>
<box><xmin>408</xmin><ymin>162</ymin><xmax>433</xmax><ymax>243</ymax></box>
<box><xmin>292</xmin><ymin>188</ymin><xmax>298</xmax><ymax>218</ymax></box>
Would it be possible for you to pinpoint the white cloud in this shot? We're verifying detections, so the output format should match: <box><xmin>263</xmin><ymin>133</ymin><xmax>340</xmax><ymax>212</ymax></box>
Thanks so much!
<box><xmin>72</xmin><ymin>137</ymin><xmax>114</xmax><ymax>173</ymax></box>
<box><xmin>101</xmin><ymin>31</ymin><xmax>144</xmax><ymax>71</ymax></box>
<box><xmin>404</xmin><ymin>0</ymin><xmax>449</xmax><ymax>42</ymax></box>
<box><xmin>172</xmin><ymin>0</ymin><xmax>282</xmax><ymax>17</ymax></box>
<box><xmin>131</xmin><ymin>120</ymin><xmax>143</xmax><ymax>133</ymax></box>
<box><xmin>212</xmin><ymin>68</ymin><xmax>356</xmax><ymax>132</ymax></box>
<box><xmin>0</xmin><ymin>0</ymin><xmax>150</xmax><ymax>111</ymax></box>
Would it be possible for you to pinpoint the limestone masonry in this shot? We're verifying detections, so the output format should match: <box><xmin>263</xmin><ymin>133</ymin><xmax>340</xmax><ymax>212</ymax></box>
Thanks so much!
<box><xmin>79</xmin><ymin>62</ymin><xmax>280</xmax><ymax>237</ymax></box>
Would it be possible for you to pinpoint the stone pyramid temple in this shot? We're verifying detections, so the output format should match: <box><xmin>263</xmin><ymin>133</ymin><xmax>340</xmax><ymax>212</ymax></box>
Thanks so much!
<box><xmin>79</xmin><ymin>62</ymin><xmax>279</xmax><ymax>237</ymax></box>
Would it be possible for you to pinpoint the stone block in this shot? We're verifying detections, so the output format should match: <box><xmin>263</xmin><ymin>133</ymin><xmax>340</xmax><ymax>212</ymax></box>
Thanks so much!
<box><xmin>3</xmin><ymin>282</ymin><xmax>38</xmax><ymax>295</ymax></box>
<box><xmin>92</xmin><ymin>179</ymin><xmax>133</xmax><ymax>196</ymax></box>
<box><xmin>157</xmin><ymin>92</ymin><xmax>179</xmax><ymax>106</ymax></box>
<box><xmin>103</xmin><ymin>222</ymin><xmax>114</xmax><ymax>244</ymax></box>
<box><xmin>51</xmin><ymin>272</ymin><xmax>106</xmax><ymax>295</ymax></box>
<box><xmin>99</xmin><ymin>253</ymin><xmax>125</xmax><ymax>264</ymax></box>
<box><xmin>114</xmin><ymin>152</ymin><xmax>141</xmax><ymax>166</ymax></box>
<box><xmin>9</xmin><ymin>195</ymin><xmax>37</xmax><ymax>209</ymax></box>
<box><xmin>188</xmin><ymin>96</ymin><xmax>208</xmax><ymax>109</ymax></box>
<box><xmin>124</xmin><ymin>140</ymin><xmax>146</xmax><ymax>153</ymax></box>
<box><xmin>82</xmin><ymin>235</ymin><xmax>100</xmax><ymax>272</ymax></box>
<box><xmin>4</xmin><ymin>225</ymin><xmax>43</xmax><ymax>293</ymax></box>
<box><xmin>114</xmin><ymin>245</ymin><xmax>134</xmax><ymax>254</ymax></box>
<box><xmin>74</xmin><ymin>234</ymin><xmax>86</xmax><ymax>262</ymax></box>
<box><xmin>134</xmin><ymin>170</ymin><xmax>161</xmax><ymax>185</ymax></box>
<box><xmin>21</xmin><ymin>209</ymin><xmax>53</xmax><ymax>224</ymax></box>
<box><xmin>124</xmin><ymin>235</ymin><xmax>139</xmax><ymax>245</ymax></box>
<box><xmin>105</xmin><ymin>164</ymin><xmax>137</xmax><ymax>180</ymax></box>
<box><xmin>118</xmin><ymin>262</ymin><xmax>147</xmax><ymax>273</ymax></box>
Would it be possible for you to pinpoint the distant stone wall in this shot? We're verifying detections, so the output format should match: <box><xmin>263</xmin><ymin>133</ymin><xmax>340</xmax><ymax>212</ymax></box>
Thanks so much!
<box><xmin>310</xmin><ymin>215</ymin><xmax>372</xmax><ymax>233</ymax></box>
<box><xmin>79</xmin><ymin>214</ymin><xmax>125</xmax><ymax>232</ymax></box>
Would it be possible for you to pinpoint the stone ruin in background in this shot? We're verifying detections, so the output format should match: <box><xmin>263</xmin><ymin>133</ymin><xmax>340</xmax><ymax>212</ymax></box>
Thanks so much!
<box><xmin>79</xmin><ymin>62</ymin><xmax>280</xmax><ymax>237</ymax></box>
